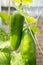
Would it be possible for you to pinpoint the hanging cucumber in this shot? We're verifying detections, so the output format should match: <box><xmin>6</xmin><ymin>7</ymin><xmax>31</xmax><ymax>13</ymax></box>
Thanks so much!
<box><xmin>10</xmin><ymin>12</ymin><xmax>24</xmax><ymax>50</ymax></box>
<box><xmin>20</xmin><ymin>29</ymin><xmax>36</xmax><ymax>65</ymax></box>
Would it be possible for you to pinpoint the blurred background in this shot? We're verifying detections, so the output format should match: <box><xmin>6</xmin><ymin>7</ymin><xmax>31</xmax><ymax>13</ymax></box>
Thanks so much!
<box><xmin>0</xmin><ymin>0</ymin><xmax>43</xmax><ymax>65</ymax></box>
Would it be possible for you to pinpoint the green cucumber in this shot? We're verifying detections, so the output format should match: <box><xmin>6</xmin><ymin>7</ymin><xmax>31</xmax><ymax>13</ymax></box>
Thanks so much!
<box><xmin>20</xmin><ymin>29</ymin><xmax>36</xmax><ymax>65</ymax></box>
<box><xmin>10</xmin><ymin>12</ymin><xmax>24</xmax><ymax>50</ymax></box>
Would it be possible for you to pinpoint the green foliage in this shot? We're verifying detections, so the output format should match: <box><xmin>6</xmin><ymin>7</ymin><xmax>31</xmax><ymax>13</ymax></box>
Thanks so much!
<box><xmin>0</xmin><ymin>41</ymin><xmax>10</xmax><ymax>49</ymax></box>
<box><xmin>0</xmin><ymin>28</ymin><xmax>8</xmax><ymax>41</ymax></box>
<box><xmin>12</xmin><ymin>0</ymin><xmax>32</xmax><ymax>5</ymax></box>
<box><xmin>10</xmin><ymin>53</ymin><xmax>25</xmax><ymax>65</ymax></box>
<box><xmin>26</xmin><ymin>16</ymin><xmax>37</xmax><ymax>23</ymax></box>
<box><xmin>20</xmin><ymin>29</ymin><xmax>36</xmax><ymax>65</ymax></box>
<box><xmin>25</xmin><ymin>16</ymin><xmax>39</xmax><ymax>34</ymax></box>
<box><xmin>0</xmin><ymin>48</ymin><xmax>11</xmax><ymax>65</ymax></box>
<box><xmin>0</xmin><ymin>12</ymin><xmax>11</xmax><ymax>24</ymax></box>
<box><xmin>31</xmin><ymin>25</ymin><xmax>40</xmax><ymax>34</ymax></box>
<box><xmin>0</xmin><ymin>12</ymin><xmax>8</xmax><ymax>22</ymax></box>
<box><xmin>10</xmin><ymin>12</ymin><xmax>24</xmax><ymax>50</ymax></box>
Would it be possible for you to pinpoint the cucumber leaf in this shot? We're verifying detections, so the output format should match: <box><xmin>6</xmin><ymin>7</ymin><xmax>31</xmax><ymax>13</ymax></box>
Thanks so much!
<box><xmin>0</xmin><ymin>12</ymin><xmax>9</xmax><ymax>21</ymax></box>
<box><xmin>0</xmin><ymin>48</ymin><xmax>11</xmax><ymax>65</ymax></box>
<box><xmin>12</xmin><ymin>0</ymin><xmax>32</xmax><ymax>5</ymax></box>
<box><xmin>10</xmin><ymin>53</ymin><xmax>25</xmax><ymax>65</ymax></box>
<box><xmin>23</xmin><ymin>0</ymin><xmax>32</xmax><ymax>5</ymax></box>
<box><xmin>26</xmin><ymin>16</ymin><xmax>37</xmax><ymax>23</ymax></box>
<box><xmin>0</xmin><ymin>12</ymin><xmax>11</xmax><ymax>24</ymax></box>
<box><xmin>0</xmin><ymin>28</ymin><xmax>8</xmax><ymax>42</ymax></box>
<box><xmin>0</xmin><ymin>41</ymin><xmax>10</xmax><ymax>49</ymax></box>
<box><xmin>31</xmin><ymin>25</ymin><xmax>40</xmax><ymax>34</ymax></box>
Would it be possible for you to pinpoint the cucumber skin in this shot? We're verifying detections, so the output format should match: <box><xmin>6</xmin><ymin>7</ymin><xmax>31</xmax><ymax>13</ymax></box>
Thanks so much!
<box><xmin>10</xmin><ymin>12</ymin><xmax>24</xmax><ymax>50</ymax></box>
<box><xmin>20</xmin><ymin>29</ymin><xmax>36</xmax><ymax>65</ymax></box>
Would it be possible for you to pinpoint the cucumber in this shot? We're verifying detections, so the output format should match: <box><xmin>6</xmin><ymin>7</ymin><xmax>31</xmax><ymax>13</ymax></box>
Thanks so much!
<box><xmin>10</xmin><ymin>12</ymin><xmax>24</xmax><ymax>50</ymax></box>
<box><xmin>20</xmin><ymin>29</ymin><xmax>36</xmax><ymax>65</ymax></box>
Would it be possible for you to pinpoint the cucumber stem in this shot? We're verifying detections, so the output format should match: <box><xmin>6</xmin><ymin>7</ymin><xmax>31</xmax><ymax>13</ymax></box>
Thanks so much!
<box><xmin>19</xmin><ymin>0</ymin><xmax>23</xmax><ymax>10</ymax></box>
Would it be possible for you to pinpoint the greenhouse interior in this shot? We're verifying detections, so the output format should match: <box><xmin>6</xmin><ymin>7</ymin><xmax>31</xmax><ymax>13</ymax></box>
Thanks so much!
<box><xmin>0</xmin><ymin>0</ymin><xmax>43</xmax><ymax>65</ymax></box>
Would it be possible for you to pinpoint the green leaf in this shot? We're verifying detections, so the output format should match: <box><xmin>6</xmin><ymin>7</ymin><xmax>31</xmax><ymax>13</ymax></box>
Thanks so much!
<box><xmin>0</xmin><ymin>28</ymin><xmax>8</xmax><ymax>41</ymax></box>
<box><xmin>10</xmin><ymin>53</ymin><xmax>25</xmax><ymax>65</ymax></box>
<box><xmin>0</xmin><ymin>41</ymin><xmax>10</xmax><ymax>49</ymax></box>
<box><xmin>26</xmin><ymin>16</ymin><xmax>37</xmax><ymax>23</ymax></box>
<box><xmin>0</xmin><ymin>12</ymin><xmax>11</xmax><ymax>24</ymax></box>
<box><xmin>0</xmin><ymin>12</ymin><xmax>9</xmax><ymax>21</ymax></box>
<box><xmin>23</xmin><ymin>0</ymin><xmax>32</xmax><ymax>5</ymax></box>
<box><xmin>0</xmin><ymin>48</ymin><xmax>10</xmax><ymax>54</ymax></box>
<box><xmin>12</xmin><ymin>0</ymin><xmax>32</xmax><ymax>5</ymax></box>
<box><xmin>31</xmin><ymin>25</ymin><xmax>40</xmax><ymax>34</ymax></box>
<box><xmin>0</xmin><ymin>48</ymin><xmax>11</xmax><ymax>65</ymax></box>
